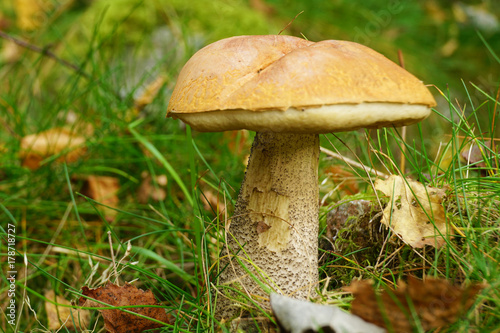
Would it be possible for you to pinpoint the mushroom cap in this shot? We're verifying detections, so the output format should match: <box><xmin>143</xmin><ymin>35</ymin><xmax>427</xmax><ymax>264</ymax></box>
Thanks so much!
<box><xmin>167</xmin><ymin>35</ymin><xmax>436</xmax><ymax>133</ymax></box>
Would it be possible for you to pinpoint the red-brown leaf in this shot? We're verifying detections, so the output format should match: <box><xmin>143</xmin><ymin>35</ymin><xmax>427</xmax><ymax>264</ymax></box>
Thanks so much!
<box><xmin>79</xmin><ymin>282</ymin><xmax>171</xmax><ymax>333</ymax></box>
<box><xmin>346</xmin><ymin>277</ymin><xmax>485</xmax><ymax>332</ymax></box>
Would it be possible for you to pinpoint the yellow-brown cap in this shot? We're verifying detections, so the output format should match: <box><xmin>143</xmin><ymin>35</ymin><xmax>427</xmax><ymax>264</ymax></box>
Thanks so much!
<box><xmin>167</xmin><ymin>35</ymin><xmax>436</xmax><ymax>133</ymax></box>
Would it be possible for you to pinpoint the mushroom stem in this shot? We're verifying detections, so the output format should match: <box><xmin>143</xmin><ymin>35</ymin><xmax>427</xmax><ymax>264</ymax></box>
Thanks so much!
<box><xmin>218</xmin><ymin>131</ymin><xmax>319</xmax><ymax>319</ymax></box>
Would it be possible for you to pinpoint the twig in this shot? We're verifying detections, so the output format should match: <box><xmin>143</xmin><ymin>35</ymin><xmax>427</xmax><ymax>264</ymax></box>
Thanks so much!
<box><xmin>397</xmin><ymin>49</ymin><xmax>405</xmax><ymax>69</ymax></box>
<box><xmin>0</xmin><ymin>30</ymin><xmax>127</xmax><ymax>101</ymax></box>
<box><xmin>320</xmin><ymin>146</ymin><xmax>389</xmax><ymax>179</ymax></box>
<box><xmin>0</xmin><ymin>30</ymin><xmax>90</xmax><ymax>79</ymax></box>
<box><xmin>278</xmin><ymin>11</ymin><xmax>304</xmax><ymax>35</ymax></box>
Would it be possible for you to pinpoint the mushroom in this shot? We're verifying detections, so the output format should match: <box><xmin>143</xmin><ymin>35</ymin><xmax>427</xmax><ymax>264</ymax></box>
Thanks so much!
<box><xmin>167</xmin><ymin>35</ymin><xmax>436</xmax><ymax>319</ymax></box>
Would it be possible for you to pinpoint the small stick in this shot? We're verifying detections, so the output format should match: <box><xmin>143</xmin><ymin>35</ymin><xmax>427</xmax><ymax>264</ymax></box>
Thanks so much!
<box><xmin>0</xmin><ymin>30</ymin><xmax>124</xmax><ymax>100</ymax></box>
<box><xmin>397</xmin><ymin>49</ymin><xmax>405</xmax><ymax>69</ymax></box>
<box><xmin>278</xmin><ymin>11</ymin><xmax>304</xmax><ymax>35</ymax></box>
<box><xmin>320</xmin><ymin>146</ymin><xmax>389</xmax><ymax>179</ymax></box>
<box><xmin>0</xmin><ymin>30</ymin><xmax>89</xmax><ymax>79</ymax></box>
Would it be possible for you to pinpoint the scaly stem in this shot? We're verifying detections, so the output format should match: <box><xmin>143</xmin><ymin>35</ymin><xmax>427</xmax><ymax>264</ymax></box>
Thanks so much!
<box><xmin>217</xmin><ymin>131</ymin><xmax>319</xmax><ymax>319</ymax></box>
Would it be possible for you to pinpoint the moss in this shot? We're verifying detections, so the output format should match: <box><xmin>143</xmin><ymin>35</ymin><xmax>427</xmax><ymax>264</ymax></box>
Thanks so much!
<box><xmin>83</xmin><ymin>0</ymin><xmax>160</xmax><ymax>44</ymax></box>
<box><xmin>66</xmin><ymin>0</ymin><xmax>276</xmax><ymax>58</ymax></box>
<box><xmin>319</xmin><ymin>190</ymin><xmax>490</xmax><ymax>291</ymax></box>
<box><xmin>166</xmin><ymin>0</ymin><xmax>276</xmax><ymax>43</ymax></box>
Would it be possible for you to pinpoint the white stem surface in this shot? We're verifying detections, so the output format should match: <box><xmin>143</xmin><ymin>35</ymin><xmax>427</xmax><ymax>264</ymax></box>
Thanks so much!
<box><xmin>218</xmin><ymin>132</ymin><xmax>319</xmax><ymax>319</ymax></box>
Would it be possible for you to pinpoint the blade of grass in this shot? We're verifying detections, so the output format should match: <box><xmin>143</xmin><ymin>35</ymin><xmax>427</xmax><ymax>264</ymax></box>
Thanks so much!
<box><xmin>128</xmin><ymin>122</ymin><xmax>193</xmax><ymax>207</ymax></box>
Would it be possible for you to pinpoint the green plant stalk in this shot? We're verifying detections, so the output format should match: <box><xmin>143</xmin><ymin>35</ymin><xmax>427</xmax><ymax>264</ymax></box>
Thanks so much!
<box><xmin>128</xmin><ymin>124</ymin><xmax>194</xmax><ymax>206</ymax></box>
<box><xmin>64</xmin><ymin>163</ymin><xmax>90</xmax><ymax>252</ymax></box>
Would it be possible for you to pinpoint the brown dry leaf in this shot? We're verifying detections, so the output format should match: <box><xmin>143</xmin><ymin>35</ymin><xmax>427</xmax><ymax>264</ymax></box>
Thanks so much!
<box><xmin>79</xmin><ymin>282</ymin><xmax>171</xmax><ymax>333</ymax></box>
<box><xmin>81</xmin><ymin>175</ymin><xmax>120</xmax><ymax>221</ymax></box>
<box><xmin>461</xmin><ymin>140</ymin><xmax>499</xmax><ymax>174</ymax></box>
<box><xmin>134</xmin><ymin>76</ymin><xmax>166</xmax><ymax>112</ymax></box>
<box><xmin>223</xmin><ymin>130</ymin><xmax>250</xmax><ymax>156</ymax></box>
<box><xmin>374</xmin><ymin>175</ymin><xmax>448</xmax><ymax>248</ymax></box>
<box><xmin>325</xmin><ymin>165</ymin><xmax>360</xmax><ymax>195</ymax></box>
<box><xmin>137</xmin><ymin>171</ymin><xmax>167</xmax><ymax>204</ymax></box>
<box><xmin>45</xmin><ymin>290</ymin><xmax>89</xmax><ymax>330</ymax></box>
<box><xmin>346</xmin><ymin>277</ymin><xmax>485</xmax><ymax>332</ymax></box>
<box><xmin>20</xmin><ymin>128</ymin><xmax>86</xmax><ymax>170</ymax></box>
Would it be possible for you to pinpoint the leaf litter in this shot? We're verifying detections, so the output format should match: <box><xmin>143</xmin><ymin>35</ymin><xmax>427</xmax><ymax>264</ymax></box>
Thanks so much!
<box><xmin>345</xmin><ymin>276</ymin><xmax>485</xmax><ymax>332</ymax></box>
<box><xmin>271</xmin><ymin>293</ymin><xmax>385</xmax><ymax>333</ymax></box>
<box><xmin>79</xmin><ymin>175</ymin><xmax>120</xmax><ymax>221</ymax></box>
<box><xmin>44</xmin><ymin>290</ymin><xmax>89</xmax><ymax>331</ymax></box>
<box><xmin>374</xmin><ymin>175</ymin><xmax>449</xmax><ymax>248</ymax></box>
<box><xmin>79</xmin><ymin>282</ymin><xmax>172</xmax><ymax>333</ymax></box>
<box><xmin>137</xmin><ymin>171</ymin><xmax>167</xmax><ymax>204</ymax></box>
<box><xmin>19</xmin><ymin>127</ymin><xmax>86</xmax><ymax>170</ymax></box>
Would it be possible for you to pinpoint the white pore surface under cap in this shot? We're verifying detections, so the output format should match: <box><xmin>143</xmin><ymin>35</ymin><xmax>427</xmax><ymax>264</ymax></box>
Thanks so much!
<box><xmin>172</xmin><ymin>102</ymin><xmax>431</xmax><ymax>133</ymax></box>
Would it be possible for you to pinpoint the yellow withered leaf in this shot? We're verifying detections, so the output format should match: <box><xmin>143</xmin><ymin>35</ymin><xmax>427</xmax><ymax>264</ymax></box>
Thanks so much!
<box><xmin>134</xmin><ymin>76</ymin><xmax>166</xmax><ymax>111</ymax></box>
<box><xmin>83</xmin><ymin>175</ymin><xmax>120</xmax><ymax>222</ymax></box>
<box><xmin>374</xmin><ymin>175</ymin><xmax>449</xmax><ymax>248</ymax></box>
<box><xmin>44</xmin><ymin>290</ymin><xmax>89</xmax><ymax>331</ymax></box>
<box><xmin>20</xmin><ymin>128</ymin><xmax>86</xmax><ymax>170</ymax></box>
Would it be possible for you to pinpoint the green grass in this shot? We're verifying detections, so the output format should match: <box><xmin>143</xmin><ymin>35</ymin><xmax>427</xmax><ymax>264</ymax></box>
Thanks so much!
<box><xmin>1</xmin><ymin>0</ymin><xmax>499</xmax><ymax>332</ymax></box>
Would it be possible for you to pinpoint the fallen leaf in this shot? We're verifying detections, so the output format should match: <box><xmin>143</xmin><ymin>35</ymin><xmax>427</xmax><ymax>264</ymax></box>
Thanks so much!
<box><xmin>325</xmin><ymin>165</ymin><xmax>360</xmax><ymax>195</ymax></box>
<box><xmin>137</xmin><ymin>171</ymin><xmax>167</xmax><ymax>204</ymax></box>
<box><xmin>81</xmin><ymin>175</ymin><xmax>120</xmax><ymax>221</ymax></box>
<box><xmin>346</xmin><ymin>277</ymin><xmax>485</xmax><ymax>332</ymax></box>
<box><xmin>45</xmin><ymin>290</ymin><xmax>89</xmax><ymax>330</ymax></box>
<box><xmin>270</xmin><ymin>293</ymin><xmax>385</xmax><ymax>333</ymax></box>
<box><xmin>79</xmin><ymin>282</ymin><xmax>171</xmax><ymax>333</ymax></box>
<box><xmin>461</xmin><ymin>139</ymin><xmax>499</xmax><ymax>175</ymax></box>
<box><xmin>134</xmin><ymin>76</ymin><xmax>166</xmax><ymax>112</ymax></box>
<box><xmin>19</xmin><ymin>128</ymin><xmax>86</xmax><ymax>170</ymax></box>
<box><xmin>223</xmin><ymin>129</ymin><xmax>250</xmax><ymax>156</ymax></box>
<box><xmin>440</xmin><ymin>38</ymin><xmax>459</xmax><ymax>57</ymax></box>
<box><xmin>374</xmin><ymin>175</ymin><xmax>448</xmax><ymax>248</ymax></box>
